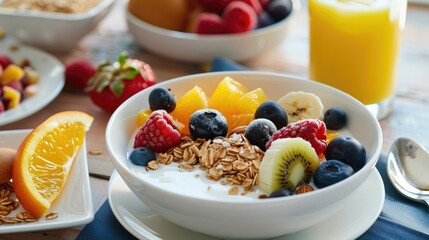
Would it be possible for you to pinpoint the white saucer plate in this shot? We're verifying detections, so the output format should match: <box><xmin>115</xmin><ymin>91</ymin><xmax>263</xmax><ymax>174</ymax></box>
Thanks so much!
<box><xmin>108</xmin><ymin>168</ymin><xmax>385</xmax><ymax>240</ymax></box>
<box><xmin>0</xmin><ymin>42</ymin><xmax>64</xmax><ymax>126</ymax></box>
<box><xmin>0</xmin><ymin>129</ymin><xmax>94</xmax><ymax>234</ymax></box>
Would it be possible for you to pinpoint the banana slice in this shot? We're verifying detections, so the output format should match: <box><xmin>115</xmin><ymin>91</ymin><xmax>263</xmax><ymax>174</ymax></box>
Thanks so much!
<box><xmin>277</xmin><ymin>91</ymin><xmax>324</xmax><ymax>123</ymax></box>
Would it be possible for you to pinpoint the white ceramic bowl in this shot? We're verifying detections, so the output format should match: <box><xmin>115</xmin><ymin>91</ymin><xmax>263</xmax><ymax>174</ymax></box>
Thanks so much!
<box><xmin>125</xmin><ymin>2</ymin><xmax>299</xmax><ymax>63</ymax></box>
<box><xmin>106</xmin><ymin>72</ymin><xmax>382</xmax><ymax>239</ymax></box>
<box><xmin>0</xmin><ymin>0</ymin><xmax>116</xmax><ymax>52</ymax></box>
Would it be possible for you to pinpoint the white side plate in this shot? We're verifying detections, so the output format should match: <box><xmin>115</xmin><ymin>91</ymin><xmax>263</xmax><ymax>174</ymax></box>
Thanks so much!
<box><xmin>0</xmin><ymin>43</ymin><xmax>64</xmax><ymax>126</ymax></box>
<box><xmin>0</xmin><ymin>129</ymin><xmax>94</xmax><ymax>234</ymax></box>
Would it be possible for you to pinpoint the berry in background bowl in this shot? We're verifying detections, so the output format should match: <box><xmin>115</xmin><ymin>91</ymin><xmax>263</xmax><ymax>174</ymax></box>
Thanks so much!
<box><xmin>126</xmin><ymin>0</ymin><xmax>299</xmax><ymax>63</ymax></box>
<box><xmin>106</xmin><ymin>72</ymin><xmax>382</xmax><ymax>239</ymax></box>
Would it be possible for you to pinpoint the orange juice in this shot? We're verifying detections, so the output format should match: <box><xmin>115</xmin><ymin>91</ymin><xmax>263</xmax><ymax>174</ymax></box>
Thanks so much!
<box><xmin>309</xmin><ymin>0</ymin><xmax>405</xmax><ymax>105</ymax></box>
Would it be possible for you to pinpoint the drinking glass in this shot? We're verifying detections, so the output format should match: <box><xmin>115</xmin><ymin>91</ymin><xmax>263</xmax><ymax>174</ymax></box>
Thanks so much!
<box><xmin>309</xmin><ymin>0</ymin><xmax>407</xmax><ymax>119</ymax></box>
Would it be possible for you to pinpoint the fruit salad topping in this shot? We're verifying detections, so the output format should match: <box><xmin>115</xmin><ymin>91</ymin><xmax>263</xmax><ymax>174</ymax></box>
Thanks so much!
<box><xmin>0</xmin><ymin>54</ymin><xmax>39</xmax><ymax>113</ymax></box>
<box><xmin>129</xmin><ymin>76</ymin><xmax>366</xmax><ymax>197</ymax></box>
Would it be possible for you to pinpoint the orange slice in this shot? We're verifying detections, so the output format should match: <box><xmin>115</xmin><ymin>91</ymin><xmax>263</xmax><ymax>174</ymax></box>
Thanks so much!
<box><xmin>208</xmin><ymin>76</ymin><xmax>249</xmax><ymax>117</ymax></box>
<box><xmin>136</xmin><ymin>108</ymin><xmax>152</xmax><ymax>127</ymax></box>
<box><xmin>236</xmin><ymin>88</ymin><xmax>267</xmax><ymax>114</ymax></box>
<box><xmin>170</xmin><ymin>85</ymin><xmax>208</xmax><ymax>135</ymax></box>
<box><xmin>228</xmin><ymin>113</ymin><xmax>254</xmax><ymax>132</ymax></box>
<box><xmin>326</xmin><ymin>130</ymin><xmax>340</xmax><ymax>145</ymax></box>
<box><xmin>12</xmin><ymin>111</ymin><xmax>93</xmax><ymax>219</ymax></box>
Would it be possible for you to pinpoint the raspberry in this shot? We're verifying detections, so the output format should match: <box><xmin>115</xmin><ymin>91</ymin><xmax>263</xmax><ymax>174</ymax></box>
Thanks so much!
<box><xmin>223</xmin><ymin>1</ymin><xmax>257</xmax><ymax>34</ymax></box>
<box><xmin>65</xmin><ymin>60</ymin><xmax>96</xmax><ymax>90</ymax></box>
<box><xmin>133</xmin><ymin>110</ymin><xmax>182</xmax><ymax>153</ymax></box>
<box><xmin>265</xmin><ymin>119</ymin><xmax>327</xmax><ymax>155</ymax></box>
<box><xmin>195</xmin><ymin>13</ymin><xmax>226</xmax><ymax>35</ymax></box>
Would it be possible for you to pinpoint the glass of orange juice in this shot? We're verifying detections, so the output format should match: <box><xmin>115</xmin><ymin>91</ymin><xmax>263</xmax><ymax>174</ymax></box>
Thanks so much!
<box><xmin>309</xmin><ymin>0</ymin><xmax>407</xmax><ymax>119</ymax></box>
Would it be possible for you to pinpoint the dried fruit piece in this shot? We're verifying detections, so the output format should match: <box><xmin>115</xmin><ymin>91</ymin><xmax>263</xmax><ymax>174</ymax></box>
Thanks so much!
<box><xmin>0</xmin><ymin>64</ymin><xmax>24</xmax><ymax>85</ymax></box>
<box><xmin>2</xmin><ymin>86</ymin><xmax>22</xmax><ymax>109</ymax></box>
<box><xmin>295</xmin><ymin>184</ymin><xmax>314</xmax><ymax>194</ymax></box>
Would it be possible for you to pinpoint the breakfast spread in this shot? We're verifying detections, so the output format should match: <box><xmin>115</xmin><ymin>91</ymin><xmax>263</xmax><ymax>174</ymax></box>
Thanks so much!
<box><xmin>0</xmin><ymin>54</ymin><xmax>39</xmax><ymax>114</ymax></box>
<box><xmin>0</xmin><ymin>0</ymin><xmax>101</xmax><ymax>14</ymax></box>
<box><xmin>129</xmin><ymin>76</ymin><xmax>367</xmax><ymax>197</ymax></box>
<box><xmin>128</xmin><ymin>0</ymin><xmax>293</xmax><ymax>34</ymax></box>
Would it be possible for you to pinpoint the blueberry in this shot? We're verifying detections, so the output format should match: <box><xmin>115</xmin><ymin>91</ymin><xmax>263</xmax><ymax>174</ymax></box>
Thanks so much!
<box><xmin>244</xmin><ymin>118</ymin><xmax>277</xmax><ymax>151</ymax></box>
<box><xmin>324</xmin><ymin>107</ymin><xmax>347</xmax><ymax>130</ymax></box>
<box><xmin>255</xmin><ymin>101</ymin><xmax>288</xmax><ymax>129</ymax></box>
<box><xmin>324</xmin><ymin>136</ymin><xmax>366</xmax><ymax>172</ymax></box>
<box><xmin>313</xmin><ymin>160</ymin><xmax>355</xmax><ymax>188</ymax></box>
<box><xmin>148</xmin><ymin>87</ymin><xmax>176</xmax><ymax>113</ymax></box>
<box><xmin>257</xmin><ymin>11</ymin><xmax>275</xmax><ymax>29</ymax></box>
<box><xmin>189</xmin><ymin>109</ymin><xmax>228</xmax><ymax>140</ymax></box>
<box><xmin>129</xmin><ymin>147</ymin><xmax>156</xmax><ymax>166</ymax></box>
<box><xmin>266</xmin><ymin>0</ymin><xmax>293</xmax><ymax>22</ymax></box>
<box><xmin>268</xmin><ymin>189</ymin><xmax>293</xmax><ymax>198</ymax></box>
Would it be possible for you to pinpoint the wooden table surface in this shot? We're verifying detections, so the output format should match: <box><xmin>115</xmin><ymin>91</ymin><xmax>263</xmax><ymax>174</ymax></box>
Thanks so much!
<box><xmin>1</xmin><ymin>0</ymin><xmax>429</xmax><ymax>239</ymax></box>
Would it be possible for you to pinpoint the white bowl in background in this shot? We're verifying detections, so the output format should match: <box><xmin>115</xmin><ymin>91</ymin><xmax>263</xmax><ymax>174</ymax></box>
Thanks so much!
<box><xmin>125</xmin><ymin>2</ymin><xmax>299</xmax><ymax>63</ymax></box>
<box><xmin>106</xmin><ymin>72</ymin><xmax>382</xmax><ymax>239</ymax></box>
<box><xmin>0</xmin><ymin>0</ymin><xmax>116</xmax><ymax>52</ymax></box>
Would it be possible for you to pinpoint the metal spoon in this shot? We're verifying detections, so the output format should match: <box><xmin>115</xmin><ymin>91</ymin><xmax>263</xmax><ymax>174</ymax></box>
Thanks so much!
<box><xmin>387</xmin><ymin>137</ymin><xmax>429</xmax><ymax>206</ymax></box>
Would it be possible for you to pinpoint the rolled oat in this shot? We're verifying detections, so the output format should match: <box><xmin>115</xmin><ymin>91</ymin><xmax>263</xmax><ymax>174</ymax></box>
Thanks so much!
<box><xmin>151</xmin><ymin>134</ymin><xmax>265</xmax><ymax>194</ymax></box>
<box><xmin>0</xmin><ymin>0</ymin><xmax>101</xmax><ymax>14</ymax></box>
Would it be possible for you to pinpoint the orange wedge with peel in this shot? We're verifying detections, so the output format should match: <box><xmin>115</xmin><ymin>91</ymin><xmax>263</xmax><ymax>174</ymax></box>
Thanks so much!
<box><xmin>12</xmin><ymin>111</ymin><xmax>93</xmax><ymax>219</ymax></box>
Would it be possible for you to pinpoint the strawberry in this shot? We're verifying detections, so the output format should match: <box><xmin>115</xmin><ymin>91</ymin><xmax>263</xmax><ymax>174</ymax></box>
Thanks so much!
<box><xmin>65</xmin><ymin>60</ymin><xmax>96</xmax><ymax>90</ymax></box>
<box><xmin>86</xmin><ymin>53</ymin><xmax>156</xmax><ymax>113</ymax></box>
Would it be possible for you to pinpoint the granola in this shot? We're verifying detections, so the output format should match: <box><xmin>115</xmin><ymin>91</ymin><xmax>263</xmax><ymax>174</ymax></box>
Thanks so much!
<box><xmin>0</xmin><ymin>182</ymin><xmax>58</xmax><ymax>224</ymax></box>
<box><xmin>0</xmin><ymin>0</ymin><xmax>101</xmax><ymax>14</ymax></box>
<box><xmin>150</xmin><ymin>134</ymin><xmax>264</xmax><ymax>194</ymax></box>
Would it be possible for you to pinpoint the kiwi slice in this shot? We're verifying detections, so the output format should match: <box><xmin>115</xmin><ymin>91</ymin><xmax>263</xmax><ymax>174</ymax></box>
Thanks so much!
<box><xmin>258</xmin><ymin>138</ymin><xmax>320</xmax><ymax>194</ymax></box>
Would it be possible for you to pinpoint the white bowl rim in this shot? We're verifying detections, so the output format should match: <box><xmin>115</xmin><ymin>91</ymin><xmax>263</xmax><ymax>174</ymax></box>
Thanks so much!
<box><xmin>106</xmin><ymin>71</ymin><xmax>383</xmax><ymax>206</ymax></box>
<box><xmin>125</xmin><ymin>0</ymin><xmax>300</xmax><ymax>41</ymax></box>
<box><xmin>0</xmin><ymin>0</ymin><xmax>116</xmax><ymax>20</ymax></box>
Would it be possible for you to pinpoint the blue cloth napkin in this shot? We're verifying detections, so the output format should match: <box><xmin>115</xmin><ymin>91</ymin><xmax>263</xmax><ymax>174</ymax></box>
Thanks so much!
<box><xmin>77</xmin><ymin>58</ymin><xmax>429</xmax><ymax>240</ymax></box>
